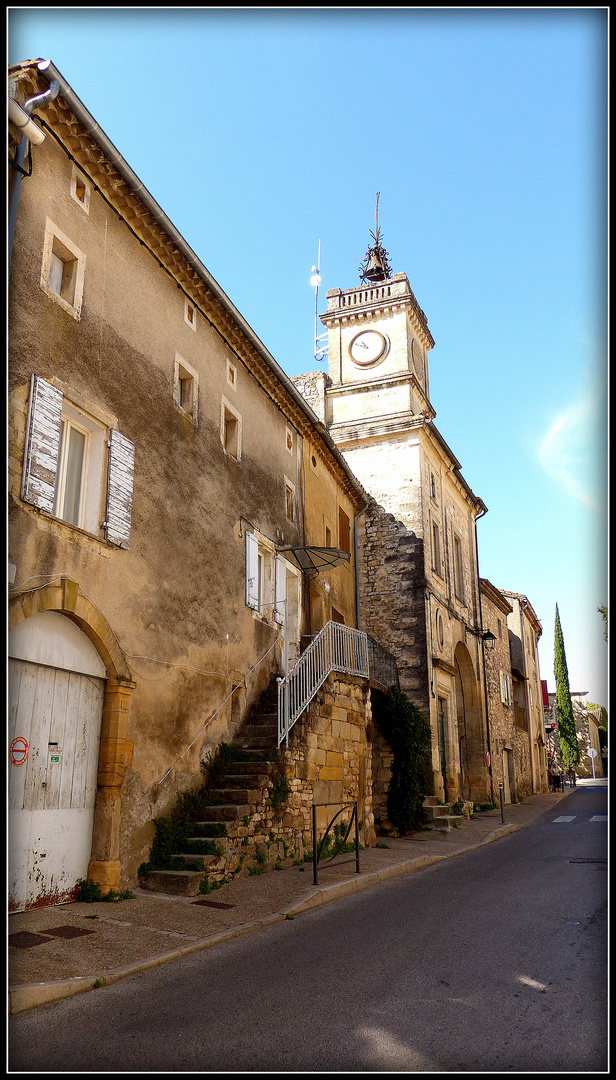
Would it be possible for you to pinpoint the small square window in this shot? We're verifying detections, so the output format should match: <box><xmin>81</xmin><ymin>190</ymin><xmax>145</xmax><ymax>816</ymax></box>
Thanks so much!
<box><xmin>286</xmin><ymin>428</ymin><xmax>294</xmax><ymax>453</ymax></box>
<box><xmin>70</xmin><ymin>168</ymin><xmax>91</xmax><ymax>213</ymax></box>
<box><xmin>227</xmin><ymin>361</ymin><xmax>237</xmax><ymax>389</ymax></box>
<box><xmin>221</xmin><ymin>398</ymin><xmax>241</xmax><ymax>460</ymax></box>
<box><xmin>174</xmin><ymin>354</ymin><xmax>198</xmax><ymax>422</ymax></box>
<box><xmin>184</xmin><ymin>299</ymin><xmax>197</xmax><ymax>330</ymax></box>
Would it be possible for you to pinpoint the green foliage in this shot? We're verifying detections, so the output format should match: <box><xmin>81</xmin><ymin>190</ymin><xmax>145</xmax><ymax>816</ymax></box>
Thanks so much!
<box><xmin>598</xmin><ymin>605</ymin><xmax>608</xmax><ymax>641</ymax></box>
<box><xmin>270</xmin><ymin>769</ymin><xmax>291</xmax><ymax>818</ymax></box>
<box><xmin>77</xmin><ymin>879</ymin><xmax>133</xmax><ymax>903</ymax></box>
<box><xmin>376</xmin><ymin>687</ymin><xmax>432</xmax><ymax>835</ymax></box>
<box><xmin>554</xmin><ymin>604</ymin><xmax>580</xmax><ymax>768</ymax></box>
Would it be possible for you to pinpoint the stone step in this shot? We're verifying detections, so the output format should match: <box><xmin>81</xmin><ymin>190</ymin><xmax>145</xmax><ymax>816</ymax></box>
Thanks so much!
<box><xmin>196</xmin><ymin>803</ymin><xmax>251</xmax><ymax>822</ymax></box>
<box><xmin>140</xmin><ymin>869</ymin><xmax>205</xmax><ymax>896</ymax></box>
<box><xmin>209</xmin><ymin>787</ymin><xmax>260</xmax><ymax>805</ymax></box>
<box><xmin>228</xmin><ymin>760</ymin><xmax>274</xmax><ymax>775</ymax></box>
<box><xmin>213</xmin><ymin>771</ymin><xmax>270</xmax><ymax>787</ymax></box>
<box><xmin>430</xmin><ymin>814</ymin><xmax>464</xmax><ymax>832</ymax></box>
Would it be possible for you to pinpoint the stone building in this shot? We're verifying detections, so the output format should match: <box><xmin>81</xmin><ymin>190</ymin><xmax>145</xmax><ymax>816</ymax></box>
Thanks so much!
<box><xmin>8</xmin><ymin>59</ymin><xmax>388</xmax><ymax>909</ymax></box>
<box><xmin>500</xmin><ymin>592</ymin><xmax>548</xmax><ymax>794</ymax></box>
<box><xmin>545</xmin><ymin>691</ymin><xmax>605</xmax><ymax>779</ymax></box>
<box><xmin>294</xmin><ymin>260</ymin><xmax>492</xmax><ymax>806</ymax></box>
<box><xmin>480</xmin><ymin>579</ymin><xmax>549</xmax><ymax>801</ymax></box>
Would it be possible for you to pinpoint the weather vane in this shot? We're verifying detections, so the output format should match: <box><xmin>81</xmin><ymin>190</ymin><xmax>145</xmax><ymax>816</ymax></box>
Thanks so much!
<box><xmin>359</xmin><ymin>192</ymin><xmax>392</xmax><ymax>284</ymax></box>
<box><xmin>310</xmin><ymin>239</ymin><xmax>328</xmax><ymax>362</ymax></box>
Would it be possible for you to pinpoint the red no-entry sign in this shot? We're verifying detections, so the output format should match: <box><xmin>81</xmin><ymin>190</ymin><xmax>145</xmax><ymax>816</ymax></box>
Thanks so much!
<box><xmin>10</xmin><ymin>737</ymin><xmax>29</xmax><ymax>766</ymax></box>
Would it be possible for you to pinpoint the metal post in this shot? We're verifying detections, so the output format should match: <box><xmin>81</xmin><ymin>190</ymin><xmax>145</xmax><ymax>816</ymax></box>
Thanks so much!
<box><xmin>312</xmin><ymin>804</ymin><xmax>318</xmax><ymax>886</ymax></box>
<box><xmin>499</xmin><ymin>782</ymin><xmax>505</xmax><ymax>824</ymax></box>
<box><xmin>354</xmin><ymin>803</ymin><xmax>360</xmax><ymax>875</ymax></box>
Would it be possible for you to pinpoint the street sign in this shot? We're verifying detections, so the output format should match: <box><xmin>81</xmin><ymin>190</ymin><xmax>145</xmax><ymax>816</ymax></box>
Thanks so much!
<box><xmin>588</xmin><ymin>748</ymin><xmax>598</xmax><ymax>758</ymax></box>
<box><xmin>10</xmin><ymin>736</ymin><xmax>29</xmax><ymax>766</ymax></box>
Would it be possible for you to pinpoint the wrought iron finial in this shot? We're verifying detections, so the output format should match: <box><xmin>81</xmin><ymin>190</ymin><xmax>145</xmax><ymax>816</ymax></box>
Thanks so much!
<box><xmin>359</xmin><ymin>192</ymin><xmax>392</xmax><ymax>284</ymax></box>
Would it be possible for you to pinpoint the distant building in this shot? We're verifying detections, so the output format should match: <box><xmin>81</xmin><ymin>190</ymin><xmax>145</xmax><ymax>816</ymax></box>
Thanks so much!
<box><xmin>545</xmin><ymin>690</ymin><xmax>605</xmax><ymax>779</ymax></box>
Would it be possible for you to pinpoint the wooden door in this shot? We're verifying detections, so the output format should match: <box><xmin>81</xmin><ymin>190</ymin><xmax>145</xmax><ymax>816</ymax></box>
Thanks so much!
<box><xmin>9</xmin><ymin>614</ymin><xmax>106</xmax><ymax>912</ymax></box>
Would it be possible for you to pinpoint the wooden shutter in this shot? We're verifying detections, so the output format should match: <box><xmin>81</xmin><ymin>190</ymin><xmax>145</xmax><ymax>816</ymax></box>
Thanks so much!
<box><xmin>104</xmin><ymin>429</ymin><xmax>134</xmax><ymax>549</ymax></box>
<box><xmin>20</xmin><ymin>374</ymin><xmax>63</xmax><ymax>512</ymax></box>
<box><xmin>245</xmin><ymin>531</ymin><xmax>259</xmax><ymax>610</ymax></box>
<box><xmin>274</xmin><ymin>556</ymin><xmax>286</xmax><ymax>624</ymax></box>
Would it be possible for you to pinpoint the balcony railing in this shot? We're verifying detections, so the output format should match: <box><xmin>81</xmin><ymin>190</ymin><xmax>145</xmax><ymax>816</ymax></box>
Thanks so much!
<box><xmin>277</xmin><ymin>621</ymin><xmax>397</xmax><ymax>747</ymax></box>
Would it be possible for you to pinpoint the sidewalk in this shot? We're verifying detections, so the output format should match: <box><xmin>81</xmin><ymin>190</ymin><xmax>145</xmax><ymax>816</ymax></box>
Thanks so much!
<box><xmin>8</xmin><ymin>789</ymin><xmax>575</xmax><ymax>1015</ymax></box>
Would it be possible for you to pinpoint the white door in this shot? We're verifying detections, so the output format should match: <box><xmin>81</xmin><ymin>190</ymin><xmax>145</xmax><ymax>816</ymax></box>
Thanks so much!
<box><xmin>9</xmin><ymin>612</ymin><xmax>106</xmax><ymax>911</ymax></box>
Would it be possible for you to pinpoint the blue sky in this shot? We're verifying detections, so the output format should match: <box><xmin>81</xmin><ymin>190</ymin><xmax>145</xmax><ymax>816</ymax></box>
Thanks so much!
<box><xmin>9</xmin><ymin>8</ymin><xmax>608</xmax><ymax>707</ymax></box>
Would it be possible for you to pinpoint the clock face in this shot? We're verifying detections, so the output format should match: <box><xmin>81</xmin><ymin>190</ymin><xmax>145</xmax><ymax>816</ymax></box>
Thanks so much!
<box><xmin>349</xmin><ymin>329</ymin><xmax>388</xmax><ymax>366</ymax></box>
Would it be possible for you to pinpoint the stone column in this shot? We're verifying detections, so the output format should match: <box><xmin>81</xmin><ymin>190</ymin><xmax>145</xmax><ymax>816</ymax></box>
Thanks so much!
<box><xmin>88</xmin><ymin>675</ymin><xmax>135</xmax><ymax>892</ymax></box>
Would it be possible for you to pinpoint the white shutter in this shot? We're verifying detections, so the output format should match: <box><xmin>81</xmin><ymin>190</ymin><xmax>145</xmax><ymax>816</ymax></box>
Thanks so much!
<box><xmin>104</xmin><ymin>429</ymin><xmax>134</xmax><ymax>549</ymax></box>
<box><xmin>20</xmin><ymin>374</ymin><xmax>63</xmax><ymax>512</ymax></box>
<box><xmin>245</xmin><ymin>531</ymin><xmax>259</xmax><ymax>609</ymax></box>
<box><xmin>274</xmin><ymin>556</ymin><xmax>286</xmax><ymax>624</ymax></box>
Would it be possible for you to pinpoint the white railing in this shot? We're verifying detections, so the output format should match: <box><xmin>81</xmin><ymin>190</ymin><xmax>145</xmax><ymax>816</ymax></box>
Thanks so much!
<box><xmin>277</xmin><ymin>621</ymin><xmax>369</xmax><ymax>746</ymax></box>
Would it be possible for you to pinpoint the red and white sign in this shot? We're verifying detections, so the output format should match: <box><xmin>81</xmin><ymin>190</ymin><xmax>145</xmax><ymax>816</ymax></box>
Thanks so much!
<box><xmin>10</xmin><ymin>737</ymin><xmax>29</xmax><ymax>766</ymax></box>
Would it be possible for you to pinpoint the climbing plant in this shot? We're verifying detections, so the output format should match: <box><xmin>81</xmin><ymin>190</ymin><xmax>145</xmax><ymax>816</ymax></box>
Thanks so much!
<box><xmin>376</xmin><ymin>687</ymin><xmax>432</xmax><ymax>835</ymax></box>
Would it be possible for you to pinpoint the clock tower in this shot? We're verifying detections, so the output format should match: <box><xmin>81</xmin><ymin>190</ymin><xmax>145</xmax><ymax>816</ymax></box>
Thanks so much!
<box><xmin>314</xmin><ymin>225</ymin><xmax>491</xmax><ymax>809</ymax></box>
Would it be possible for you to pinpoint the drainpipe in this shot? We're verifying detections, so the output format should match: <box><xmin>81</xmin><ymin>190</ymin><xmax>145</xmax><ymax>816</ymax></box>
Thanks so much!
<box><xmin>353</xmin><ymin>499</ymin><xmax>370</xmax><ymax>630</ymax></box>
<box><xmin>8</xmin><ymin>61</ymin><xmax>60</xmax><ymax>265</ymax></box>
<box><xmin>474</xmin><ymin>509</ymin><xmax>495</xmax><ymax>802</ymax></box>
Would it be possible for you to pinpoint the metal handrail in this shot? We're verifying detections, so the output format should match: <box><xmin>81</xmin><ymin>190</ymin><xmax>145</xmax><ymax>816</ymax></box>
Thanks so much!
<box><xmin>277</xmin><ymin>621</ymin><xmax>369</xmax><ymax>746</ymax></box>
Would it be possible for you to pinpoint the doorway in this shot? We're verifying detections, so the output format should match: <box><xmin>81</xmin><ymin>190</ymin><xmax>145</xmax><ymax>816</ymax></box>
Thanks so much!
<box><xmin>9</xmin><ymin>611</ymin><xmax>107</xmax><ymax>911</ymax></box>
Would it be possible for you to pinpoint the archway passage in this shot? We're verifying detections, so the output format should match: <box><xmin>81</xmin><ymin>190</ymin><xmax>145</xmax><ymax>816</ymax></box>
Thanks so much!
<box><xmin>9</xmin><ymin>579</ymin><xmax>135</xmax><ymax>906</ymax></box>
<box><xmin>454</xmin><ymin>641</ymin><xmax>490</xmax><ymax>805</ymax></box>
<box><xmin>9</xmin><ymin>611</ymin><xmax>107</xmax><ymax>910</ymax></box>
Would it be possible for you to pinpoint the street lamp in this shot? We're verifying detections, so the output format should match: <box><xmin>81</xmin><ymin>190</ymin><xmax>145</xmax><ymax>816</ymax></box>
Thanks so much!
<box><xmin>481</xmin><ymin>630</ymin><xmax>497</xmax><ymax>651</ymax></box>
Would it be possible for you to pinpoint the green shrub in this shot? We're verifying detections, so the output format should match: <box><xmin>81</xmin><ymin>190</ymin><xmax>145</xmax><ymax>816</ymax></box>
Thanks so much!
<box><xmin>376</xmin><ymin>687</ymin><xmax>432</xmax><ymax>836</ymax></box>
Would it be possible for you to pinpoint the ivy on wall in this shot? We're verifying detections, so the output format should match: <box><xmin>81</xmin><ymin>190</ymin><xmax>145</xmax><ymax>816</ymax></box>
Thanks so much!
<box><xmin>376</xmin><ymin>687</ymin><xmax>432</xmax><ymax>835</ymax></box>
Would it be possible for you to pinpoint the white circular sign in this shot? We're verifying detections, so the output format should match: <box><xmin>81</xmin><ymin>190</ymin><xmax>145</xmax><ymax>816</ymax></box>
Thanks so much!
<box><xmin>588</xmin><ymin>748</ymin><xmax>598</xmax><ymax>758</ymax></box>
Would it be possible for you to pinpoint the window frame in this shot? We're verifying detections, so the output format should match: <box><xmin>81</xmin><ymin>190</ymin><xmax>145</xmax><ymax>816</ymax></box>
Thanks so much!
<box><xmin>221</xmin><ymin>396</ymin><xmax>242</xmax><ymax>460</ymax></box>
<box><xmin>174</xmin><ymin>354</ymin><xmax>199</xmax><ymax>423</ymax></box>
<box><xmin>40</xmin><ymin>218</ymin><xmax>85</xmax><ymax>319</ymax></box>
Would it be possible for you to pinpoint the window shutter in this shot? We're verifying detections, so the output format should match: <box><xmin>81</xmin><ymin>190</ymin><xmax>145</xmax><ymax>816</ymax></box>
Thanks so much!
<box><xmin>274</xmin><ymin>556</ymin><xmax>286</xmax><ymax>624</ymax></box>
<box><xmin>104</xmin><ymin>429</ymin><xmax>134</xmax><ymax>549</ymax></box>
<box><xmin>245</xmin><ymin>531</ymin><xmax>259</xmax><ymax>610</ymax></box>
<box><xmin>21</xmin><ymin>374</ymin><xmax>63</xmax><ymax>513</ymax></box>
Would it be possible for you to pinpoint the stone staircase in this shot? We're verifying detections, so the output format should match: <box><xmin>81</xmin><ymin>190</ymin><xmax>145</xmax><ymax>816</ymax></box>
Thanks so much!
<box><xmin>140</xmin><ymin>682</ymin><xmax>288</xmax><ymax>897</ymax></box>
<box><xmin>422</xmin><ymin>796</ymin><xmax>471</xmax><ymax>833</ymax></box>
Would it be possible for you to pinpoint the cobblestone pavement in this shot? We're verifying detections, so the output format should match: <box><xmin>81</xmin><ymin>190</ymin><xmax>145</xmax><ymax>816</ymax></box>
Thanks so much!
<box><xmin>9</xmin><ymin>789</ymin><xmax>580</xmax><ymax>1014</ymax></box>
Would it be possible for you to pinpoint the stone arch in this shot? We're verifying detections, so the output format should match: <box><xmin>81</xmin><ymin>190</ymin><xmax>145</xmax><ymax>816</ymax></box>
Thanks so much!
<box><xmin>9</xmin><ymin>577</ymin><xmax>135</xmax><ymax>894</ymax></box>
<box><xmin>454</xmin><ymin>640</ymin><xmax>489</xmax><ymax>804</ymax></box>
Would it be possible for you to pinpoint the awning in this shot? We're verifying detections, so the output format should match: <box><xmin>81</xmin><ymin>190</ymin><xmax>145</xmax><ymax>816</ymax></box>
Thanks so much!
<box><xmin>276</xmin><ymin>546</ymin><xmax>350</xmax><ymax>574</ymax></box>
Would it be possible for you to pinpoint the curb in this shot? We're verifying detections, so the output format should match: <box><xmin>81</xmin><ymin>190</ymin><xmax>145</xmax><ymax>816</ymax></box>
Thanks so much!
<box><xmin>5</xmin><ymin>818</ymin><xmax>531</xmax><ymax>1015</ymax></box>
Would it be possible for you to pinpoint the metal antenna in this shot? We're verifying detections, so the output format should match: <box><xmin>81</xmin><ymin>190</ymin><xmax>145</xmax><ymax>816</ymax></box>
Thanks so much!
<box><xmin>311</xmin><ymin>240</ymin><xmax>328</xmax><ymax>363</ymax></box>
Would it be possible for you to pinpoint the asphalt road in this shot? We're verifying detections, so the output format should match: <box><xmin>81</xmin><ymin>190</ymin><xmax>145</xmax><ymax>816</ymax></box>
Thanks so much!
<box><xmin>9</xmin><ymin>784</ymin><xmax>607</xmax><ymax>1073</ymax></box>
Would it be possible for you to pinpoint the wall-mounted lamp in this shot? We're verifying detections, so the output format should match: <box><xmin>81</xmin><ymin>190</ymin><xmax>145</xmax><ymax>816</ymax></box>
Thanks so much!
<box><xmin>481</xmin><ymin>630</ymin><xmax>497</xmax><ymax>652</ymax></box>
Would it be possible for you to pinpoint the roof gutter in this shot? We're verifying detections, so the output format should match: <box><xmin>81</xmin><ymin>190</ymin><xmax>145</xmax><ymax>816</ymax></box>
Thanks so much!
<box><xmin>33</xmin><ymin>60</ymin><xmax>368</xmax><ymax>505</ymax></box>
<box><xmin>8</xmin><ymin>60</ymin><xmax>59</xmax><ymax>264</ymax></box>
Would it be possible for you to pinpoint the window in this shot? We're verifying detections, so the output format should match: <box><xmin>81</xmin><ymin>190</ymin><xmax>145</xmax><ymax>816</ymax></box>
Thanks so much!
<box><xmin>70</xmin><ymin>167</ymin><xmax>91</xmax><ymax>213</ymax></box>
<box><xmin>245</xmin><ymin>530</ymin><xmax>279</xmax><ymax>619</ymax></box>
<box><xmin>20</xmin><ymin>374</ymin><xmax>134</xmax><ymax>548</ymax></box>
<box><xmin>430</xmin><ymin>472</ymin><xmax>437</xmax><ymax>500</ymax></box>
<box><xmin>285</xmin><ymin>478</ymin><xmax>295</xmax><ymax>523</ymax></box>
<box><xmin>431</xmin><ymin>520</ymin><xmax>442</xmax><ymax>575</ymax></box>
<box><xmin>286</xmin><ymin>428</ymin><xmax>294</xmax><ymax>454</ymax></box>
<box><xmin>338</xmin><ymin>506</ymin><xmax>351</xmax><ymax>556</ymax></box>
<box><xmin>221</xmin><ymin>398</ymin><xmax>241</xmax><ymax>460</ymax></box>
<box><xmin>500</xmin><ymin>671</ymin><xmax>512</xmax><ymax>707</ymax></box>
<box><xmin>174</xmin><ymin>355</ymin><xmax>198</xmax><ymax>422</ymax></box>
<box><xmin>227</xmin><ymin>360</ymin><xmax>237</xmax><ymax>389</ymax></box>
<box><xmin>41</xmin><ymin>219</ymin><xmax>85</xmax><ymax>319</ymax></box>
<box><xmin>453</xmin><ymin>534</ymin><xmax>464</xmax><ymax>601</ymax></box>
<box><xmin>325</xmin><ymin>525</ymin><xmax>332</xmax><ymax>548</ymax></box>
<box><xmin>184</xmin><ymin>299</ymin><xmax>196</xmax><ymax>330</ymax></box>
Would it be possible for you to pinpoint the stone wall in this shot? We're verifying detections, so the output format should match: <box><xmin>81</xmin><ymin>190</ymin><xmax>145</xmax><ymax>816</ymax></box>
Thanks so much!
<box><xmin>357</xmin><ymin>502</ymin><xmax>428</xmax><ymax>706</ymax></box>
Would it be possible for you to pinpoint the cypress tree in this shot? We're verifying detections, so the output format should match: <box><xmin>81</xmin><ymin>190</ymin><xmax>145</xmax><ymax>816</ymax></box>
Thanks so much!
<box><xmin>554</xmin><ymin>604</ymin><xmax>580</xmax><ymax>769</ymax></box>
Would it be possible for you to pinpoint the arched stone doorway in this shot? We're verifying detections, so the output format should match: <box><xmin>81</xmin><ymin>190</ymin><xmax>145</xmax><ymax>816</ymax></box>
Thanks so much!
<box><xmin>9</xmin><ymin>577</ymin><xmax>134</xmax><ymax>905</ymax></box>
<box><xmin>454</xmin><ymin>641</ymin><xmax>489</xmax><ymax>804</ymax></box>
